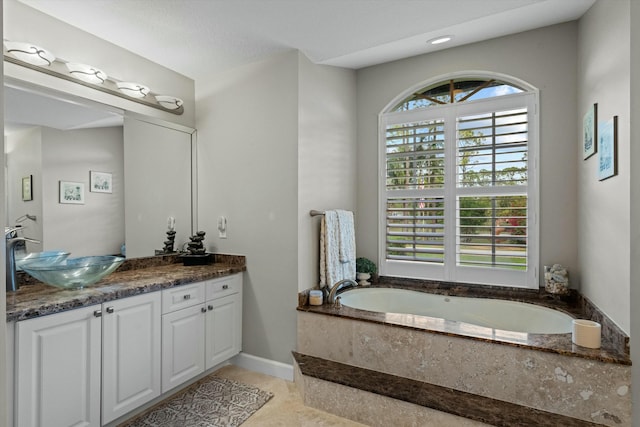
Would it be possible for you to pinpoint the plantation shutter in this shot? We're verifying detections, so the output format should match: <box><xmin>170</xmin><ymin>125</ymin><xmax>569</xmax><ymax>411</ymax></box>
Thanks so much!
<box><xmin>385</xmin><ymin>119</ymin><xmax>446</xmax><ymax>264</ymax></box>
<box><xmin>381</xmin><ymin>89</ymin><xmax>537</xmax><ymax>288</ymax></box>
<box><xmin>455</xmin><ymin>107</ymin><xmax>529</xmax><ymax>271</ymax></box>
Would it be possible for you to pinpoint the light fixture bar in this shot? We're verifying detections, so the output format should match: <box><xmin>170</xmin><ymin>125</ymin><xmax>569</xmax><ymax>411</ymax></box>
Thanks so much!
<box><xmin>3</xmin><ymin>42</ymin><xmax>184</xmax><ymax>116</ymax></box>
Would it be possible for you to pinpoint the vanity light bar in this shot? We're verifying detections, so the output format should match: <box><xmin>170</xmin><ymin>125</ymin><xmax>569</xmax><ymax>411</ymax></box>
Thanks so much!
<box><xmin>65</xmin><ymin>62</ymin><xmax>108</xmax><ymax>85</ymax></box>
<box><xmin>155</xmin><ymin>95</ymin><xmax>184</xmax><ymax>110</ymax></box>
<box><xmin>3</xmin><ymin>39</ymin><xmax>184</xmax><ymax>115</ymax></box>
<box><xmin>116</xmin><ymin>81</ymin><xmax>150</xmax><ymax>98</ymax></box>
<box><xmin>4</xmin><ymin>41</ymin><xmax>55</xmax><ymax>66</ymax></box>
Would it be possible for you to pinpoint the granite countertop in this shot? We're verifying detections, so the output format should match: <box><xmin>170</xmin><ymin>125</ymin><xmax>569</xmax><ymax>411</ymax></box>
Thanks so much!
<box><xmin>6</xmin><ymin>254</ymin><xmax>246</xmax><ymax>322</ymax></box>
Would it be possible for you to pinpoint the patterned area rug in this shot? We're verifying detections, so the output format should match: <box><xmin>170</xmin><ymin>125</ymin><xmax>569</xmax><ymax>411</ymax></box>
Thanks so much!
<box><xmin>121</xmin><ymin>375</ymin><xmax>273</xmax><ymax>427</ymax></box>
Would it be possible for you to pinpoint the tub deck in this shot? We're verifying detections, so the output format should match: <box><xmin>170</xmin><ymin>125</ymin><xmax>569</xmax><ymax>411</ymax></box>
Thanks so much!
<box><xmin>296</xmin><ymin>280</ymin><xmax>631</xmax><ymax>426</ymax></box>
<box><xmin>298</xmin><ymin>280</ymin><xmax>629</xmax><ymax>365</ymax></box>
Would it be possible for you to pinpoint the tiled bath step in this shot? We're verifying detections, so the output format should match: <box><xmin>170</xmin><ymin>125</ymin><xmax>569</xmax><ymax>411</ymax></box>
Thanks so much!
<box><xmin>293</xmin><ymin>352</ymin><xmax>605</xmax><ymax>427</ymax></box>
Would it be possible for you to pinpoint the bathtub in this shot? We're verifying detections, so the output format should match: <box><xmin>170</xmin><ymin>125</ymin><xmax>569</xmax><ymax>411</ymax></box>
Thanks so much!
<box><xmin>338</xmin><ymin>287</ymin><xmax>573</xmax><ymax>334</ymax></box>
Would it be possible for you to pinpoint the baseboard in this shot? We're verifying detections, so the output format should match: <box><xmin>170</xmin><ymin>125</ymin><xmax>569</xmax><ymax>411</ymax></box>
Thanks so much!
<box><xmin>231</xmin><ymin>352</ymin><xmax>294</xmax><ymax>381</ymax></box>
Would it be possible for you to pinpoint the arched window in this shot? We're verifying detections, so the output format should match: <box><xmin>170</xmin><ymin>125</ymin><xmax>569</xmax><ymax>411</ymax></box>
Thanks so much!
<box><xmin>380</xmin><ymin>74</ymin><xmax>538</xmax><ymax>288</ymax></box>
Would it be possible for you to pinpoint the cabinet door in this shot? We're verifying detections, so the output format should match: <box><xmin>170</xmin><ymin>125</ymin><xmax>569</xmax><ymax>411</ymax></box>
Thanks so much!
<box><xmin>102</xmin><ymin>292</ymin><xmax>161</xmax><ymax>425</ymax></box>
<box><xmin>205</xmin><ymin>292</ymin><xmax>242</xmax><ymax>370</ymax></box>
<box><xmin>15</xmin><ymin>306</ymin><xmax>101</xmax><ymax>427</ymax></box>
<box><xmin>161</xmin><ymin>304</ymin><xmax>206</xmax><ymax>393</ymax></box>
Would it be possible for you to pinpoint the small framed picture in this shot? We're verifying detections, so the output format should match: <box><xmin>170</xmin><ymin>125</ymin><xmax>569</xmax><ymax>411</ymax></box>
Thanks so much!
<box><xmin>598</xmin><ymin>116</ymin><xmax>618</xmax><ymax>181</ymax></box>
<box><xmin>59</xmin><ymin>181</ymin><xmax>85</xmax><ymax>204</ymax></box>
<box><xmin>22</xmin><ymin>175</ymin><xmax>33</xmax><ymax>201</ymax></box>
<box><xmin>583</xmin><ymin>103</ymin><xmax>597</xmax><ymax>159</ymax></box>
<box><xmin>90</xmin><ymin>171</ymin><xmax>113</xmax><ymax>193</ymax></box>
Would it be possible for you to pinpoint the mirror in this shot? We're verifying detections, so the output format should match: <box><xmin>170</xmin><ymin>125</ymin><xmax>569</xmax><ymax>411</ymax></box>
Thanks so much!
<box><xmin>4</xmin><ymin>84</ymin><xmax>195</xmax><ymax>258</ymax></box>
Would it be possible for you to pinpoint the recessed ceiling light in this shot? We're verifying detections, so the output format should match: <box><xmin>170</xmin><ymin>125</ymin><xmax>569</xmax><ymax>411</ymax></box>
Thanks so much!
<box><xmin>428</xmin><ymin>36</ymin><xmax>453</xmax><ymax>45</ymax></box>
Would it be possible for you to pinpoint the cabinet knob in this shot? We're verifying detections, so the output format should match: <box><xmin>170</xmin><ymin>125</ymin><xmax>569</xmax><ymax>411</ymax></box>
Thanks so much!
<box><xmin>106</xmin><ymin>307</ymin><xmax>115</xmax><ymax>314</ymax></box>
<box><xmin>183</xmin><ymin>294</ymin><xmax>191</xmax><ymax>300</ymax></box>
<box><xmin>201</xmin><ymin>307</ymin><xmax>207</xmax><ymax>313</ymax></box>
<box><xmin>208</xmin><ymin>305</ymin><xmax>213</xmax><ymax>311</ymax></box>
<box><xmin>93</xmin><ymin>310</ymin><xmax>102</xmax><ymax>318</ymax></box>
<box><xmin>222</xmin><ymin>284</ymin><xmax>229</xmax><ymax>290</ymax></box>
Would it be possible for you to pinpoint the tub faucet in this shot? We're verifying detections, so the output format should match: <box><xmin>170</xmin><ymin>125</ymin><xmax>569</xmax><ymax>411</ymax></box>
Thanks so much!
<box><xmin>6</xmin><ymin>236</ymin><xmax>40</xmax><ymax>292</ymax></box>
<box><xmin>327</xmin><ymin>279</ymin><xmax>358</xmax><ymax>305</ymax></box>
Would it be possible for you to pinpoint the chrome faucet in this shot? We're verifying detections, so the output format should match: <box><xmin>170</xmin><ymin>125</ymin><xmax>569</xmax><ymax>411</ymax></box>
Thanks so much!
<box><xmin>6</xmin><ymin>235</ymin><xmax>40</xmax><ymax>292</ymax></box>
<box><xmin>327</xmin><ymin>279</ymin><xmax>358</xmax><ymax>305</ymax></box>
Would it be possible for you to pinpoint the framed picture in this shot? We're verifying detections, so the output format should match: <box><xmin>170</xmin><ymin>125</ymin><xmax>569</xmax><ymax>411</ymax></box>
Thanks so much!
<box><xmin>583</xmin><ymin>103</ymin><xmax>597</xmax><ymax>159</ymax></box>
<box><xmin>59</xmin><ymin>181</ymin><xmax>85</xmax><ymax>204</ymax></box>
<box><xmin>598</xmin><ymin>116</ymin><xmax>618</xmax><ymax>181</ymax></box>
<box><xmin>22</xmin><ymin>175</ymin><xmax>33</xmax><ymax>201</ymax></box>
<box><xmin>90</xmin><ymin>171</ymin><xmax>113</xmax><ymax>193</ymax></box>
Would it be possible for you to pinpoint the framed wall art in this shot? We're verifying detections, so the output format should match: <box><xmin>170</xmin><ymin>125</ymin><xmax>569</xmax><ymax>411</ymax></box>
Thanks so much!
<box><xmin>598</xmin><ymin>116</ymin><xmax>618</xmax><ymax>181</ymax></box>
<box><xmin>59</xmin><ymin>181</ymin><xmax>85</xmax><ymax>204</ymax></box>
<box><xmin>90</xmin><ymin>171</ymin><xmax>113</xmax><ymax>193</ymax></box>
<box><xmin>22</xmin><ymin>175</ymin><xmax>33</xmax><ymax>201</ymax></box>
<box><xmin>583</xmin><ymin>103</ymin><xmax>597</xmax><ymax>159</ymax></box>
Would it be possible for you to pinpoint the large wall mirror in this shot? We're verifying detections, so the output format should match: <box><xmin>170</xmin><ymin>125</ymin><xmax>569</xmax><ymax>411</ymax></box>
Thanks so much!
<box><xmin>4</xmin><ymin>83</ymin><xmax>196</xmax><ymax>258</ymax></box>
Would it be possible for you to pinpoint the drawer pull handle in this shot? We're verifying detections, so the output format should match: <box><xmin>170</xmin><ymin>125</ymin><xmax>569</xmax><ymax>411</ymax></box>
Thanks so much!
<box><xmin>93</xmin><ymin>310</ymin><xmax>102</xmax><ymax>318</ymax></box>
<box><xmin>222</xmin><ymin>284</ymin><xmax>229</xmax><ymax>290</ymax></box>
<box><xmin>201</xmin><ymin>307</ymin><xmax>207</xmax><ymax>313</ymax></box>
<box><xmin>208</xmin><ymin>305</ymin><xmax>213</xmax><ymax>311</ymax></box>
<box><xmin>183</xmin><ymin>294</ymin><xmax>191</xmax><ymax>300</ymax></box>
<box><xmin>106</xmin><ymin>307</ymin><xmax>114</xmax><ymax>314</ymax></box>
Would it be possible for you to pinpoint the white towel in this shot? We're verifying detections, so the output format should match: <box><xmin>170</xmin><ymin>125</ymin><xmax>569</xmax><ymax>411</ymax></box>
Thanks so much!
<box><xmin>336</xmin><ymin>210</ymin><xmax>355</xmax><ymax>264</ymax></box>
<box><xmin>319</xmin><ymin>210</ymin><xmax>356</xmax><ymax>288</ymax></box>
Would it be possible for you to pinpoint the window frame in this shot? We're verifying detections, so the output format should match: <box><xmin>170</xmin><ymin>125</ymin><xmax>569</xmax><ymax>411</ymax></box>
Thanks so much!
<box><xmin>378</xmin><ymin>73</ymin><xmax>539</xmax><ymax>289</ymax></box>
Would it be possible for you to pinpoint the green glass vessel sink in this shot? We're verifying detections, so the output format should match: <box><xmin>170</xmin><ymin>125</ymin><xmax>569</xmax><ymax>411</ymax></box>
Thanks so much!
<box><xmin>15</xmin><ymin>251</ymin><xmax>71</xmax><ymax>271</ymax></box>
<box><xmin>21</xmin><ymin>255</ymin><xmax>125</xmax><ymax>289</ymax></box>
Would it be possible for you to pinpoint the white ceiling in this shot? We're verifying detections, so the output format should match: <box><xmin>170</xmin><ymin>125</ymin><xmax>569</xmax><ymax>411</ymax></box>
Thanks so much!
<box><xmin>6</xmin><ymin>0</ymin><xmax>595</xmax><ymax>134</ymax></box>
<box><xmin>18</xmin><ymin>0</ymin><xmax>595</xmax><ymax>82</ymax></box>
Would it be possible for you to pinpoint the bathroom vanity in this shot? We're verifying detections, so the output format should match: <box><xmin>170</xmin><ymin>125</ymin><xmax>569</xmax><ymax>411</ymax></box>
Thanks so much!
<box><xmin>5</xmin><ymin>254</ymin><xmax>245</xmax><ymax>427</ymax></box>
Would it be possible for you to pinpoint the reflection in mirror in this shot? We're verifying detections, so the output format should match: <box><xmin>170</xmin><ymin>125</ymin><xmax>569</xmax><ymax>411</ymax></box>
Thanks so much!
<box><xmin>4</xmin><ymin>84</ymin><xmax>194</xmax><ymax>258</ymax></box>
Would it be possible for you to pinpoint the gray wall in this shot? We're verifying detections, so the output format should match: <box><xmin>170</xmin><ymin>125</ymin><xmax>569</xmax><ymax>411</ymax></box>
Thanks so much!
<box><xmin>197</xmin><ymin>51</ymin><xmax>300</xmax><ymax>365</ymax></box>
<box><xmin>6</xmin><ymin>127</ymin><xmax>43</xmax><ymax>251</ymax></box>
<box><xmin>196</xmin><ymin>50</ymin><xmax>357</xmax><ymax>364</ymax></box>
<box><xmin>355</xmin><ymin>22</ymin><xmax>580</xmax><ymax>288</ymax></box>
<box><xmin>7</xmin><ymin>126</ymin><xmax>125</xmax><ymax>257</ymax></box>
<box><xmin>297</xmin><ymin>54</ymin><xmax>357</xmax><ymax>291</ymax></box>
<box><xmin>577</xmin><ymin>1</ymin><xmax>630</xmax><ymax>334</ymax></box>
<box><xmin>42</xmin><ymin>126</ymin><xmax>125</xmax><ymax>257</ymax></box>
<box><xmin>123</xmin><ymin>118</ymin><xmax>193</xmax><ymax>258</ymax></box>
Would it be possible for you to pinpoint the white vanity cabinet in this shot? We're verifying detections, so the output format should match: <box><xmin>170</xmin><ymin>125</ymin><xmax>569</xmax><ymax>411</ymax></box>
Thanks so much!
<box><xmin>11</xmin><ymin>273</ymin><xmax>241</xmax><ymax>426</ymax></box>
<box><xmin>161</xmin><ymin>273</ymin><xmax>242</xmax><ymax>392</ymax></box>
<box><xmin>205</xmin><ymin>274</ymin><xmax>243</xmax><ymax>369</ymax></box>
<box><xmin>13</xmin><ymin>292</ymin><xmax>161</xmax><ymax>427</ymax></box>
<box><xmin>14</xmin><ymin>305</ymin><xmax>102</xmax><ymax>427</ymax></box>
<box><xmin>161</xmin><ymin>282</ymin><xmax>207</xmax><ymax>393</ymax></box>
<box><xmin>101</xmin><ymin>292</ymin><xmax>162</xmax><ymax>424</ymax></box>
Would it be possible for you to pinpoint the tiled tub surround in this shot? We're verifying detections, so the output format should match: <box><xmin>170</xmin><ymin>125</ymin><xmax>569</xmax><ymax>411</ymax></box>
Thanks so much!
<box><xmin>6</xmin><ymin>253</ymin><xmax>246</xmax><ymax>321</ymax></box>
<box><xmin>296</xmin><ymin>280</ymin><xmax>631</xmax><ymax>426</ymax></box>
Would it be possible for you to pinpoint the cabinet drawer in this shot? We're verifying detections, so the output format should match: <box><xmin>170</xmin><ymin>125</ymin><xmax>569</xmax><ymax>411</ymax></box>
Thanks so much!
<box><xmin>162</xmin><ymin>282</ymin><xmax>206</xmax><ymax>313</ymax></box>
<box><xmin>206</xmin><ymin>274</ymin><xmax>241</xmax><ymax>301</ymax></box>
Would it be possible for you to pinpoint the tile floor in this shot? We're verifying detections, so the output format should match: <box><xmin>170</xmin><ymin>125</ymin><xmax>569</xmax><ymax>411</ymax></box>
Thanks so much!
<box><xmin>214</xmin><ymin>364</ymin><xmax>367</xmax><ymax>426</ymax></box>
